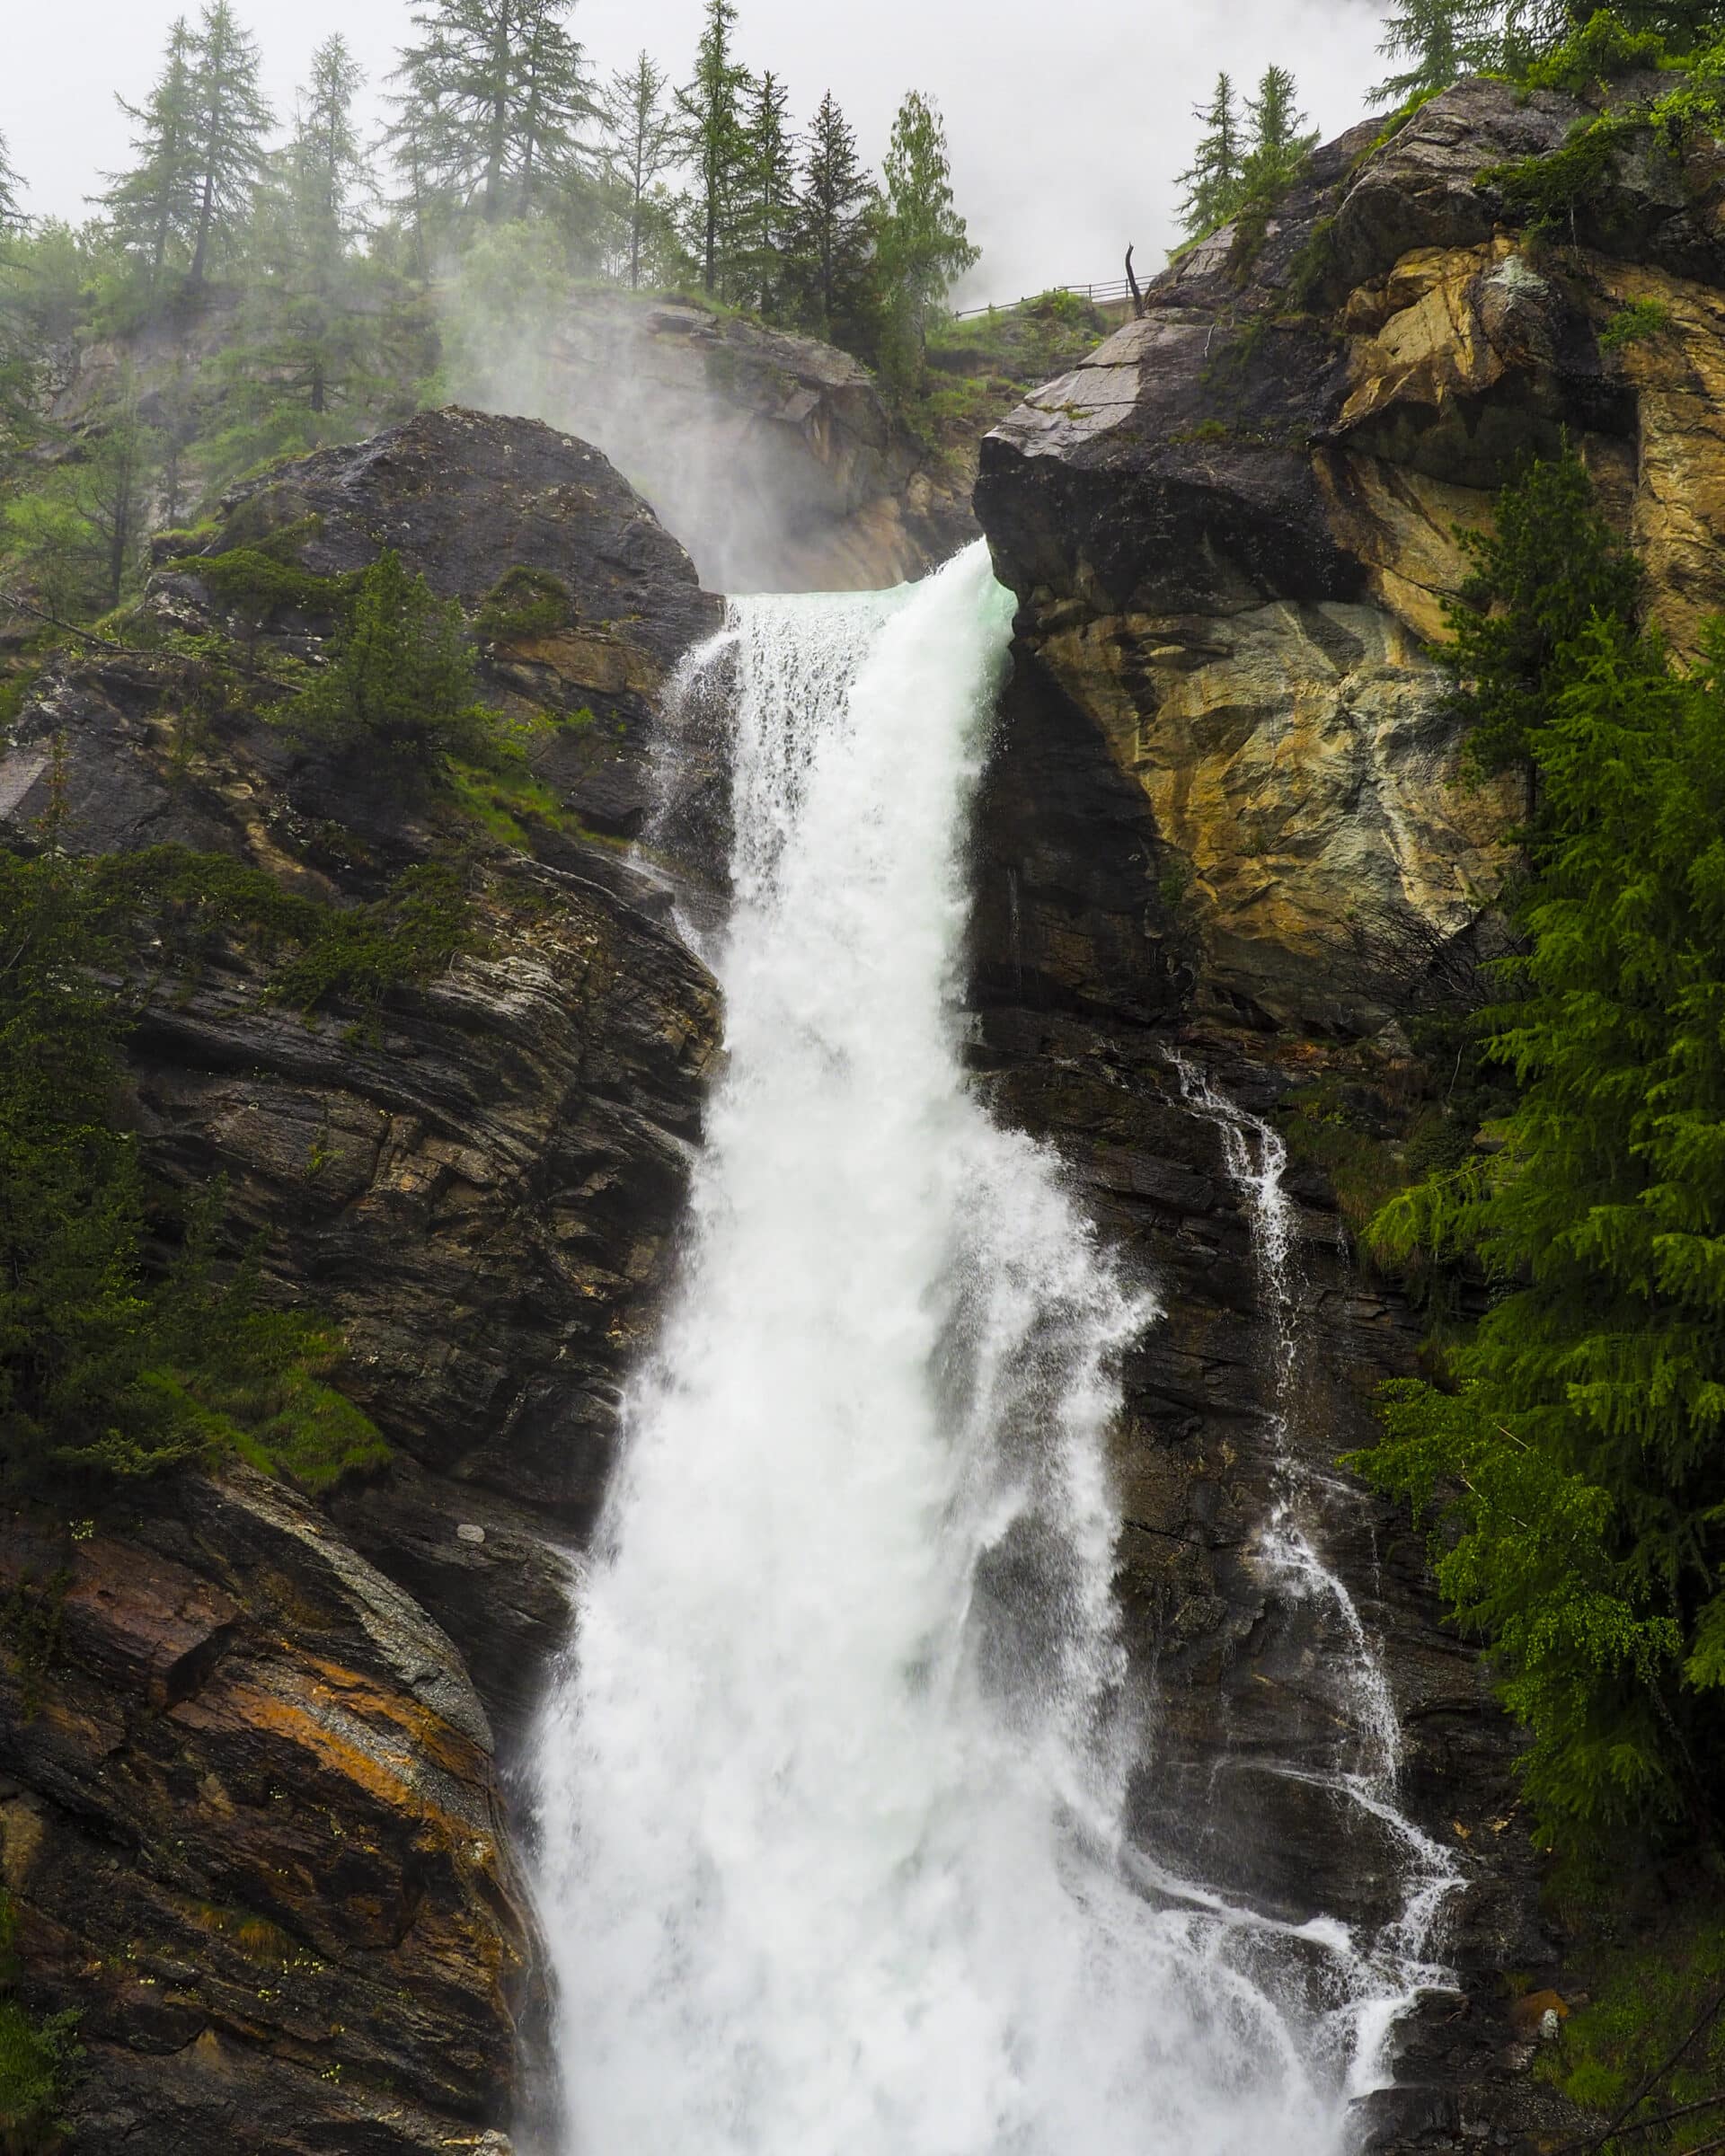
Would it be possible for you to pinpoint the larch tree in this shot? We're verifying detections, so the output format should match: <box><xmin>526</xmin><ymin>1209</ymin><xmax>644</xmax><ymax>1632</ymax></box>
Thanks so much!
<box><xmin>675</xmin><ymin>0</ymin><xmax>754</xmax><ymax>296</ymax></box>
<box><xmin>877</xmin><ymin>91</ymin><xmax>978</xmax><ymax>381</ymax></box>
<box><xmin>602</xmin><ymin>52</ymin><xmax>677</xmax><ymax>289</ymax></box>
<box><xmin>0</xmin><ymin>132</ymin><xmax>24</xmax><ymax>236</ymax></box>
<box><xmin>101</xmin><ymin>16</ymin><xmax>202</xmax><ymax>299</ymax></box>
<box><xmin>1239</xmin><ymin>65</ymin><xmax>1315</xmax><ymax>203</ymax></box>
<box><xmin>241</xmin><ymin>35</ymin><xmax>379</xmax><ymax>420</ymax></box>
<box><xmin>1175</xmin><ymin>73</ymin><xmax>1244</xmax><ymax>239</ymax></box>
<box><xmin>183</xmin><ymin>0</ymin><xmax>274</xmax><ymax>286</ymax></box>
<box><xmin>787</xmin><ymin>91</ymin><xmax>875</xmax><ymax>347</ymax></box>
<box><xmin>389</xmin><ymin>0</ymin><xmax>594</xmax><ymax>232</ymax></box>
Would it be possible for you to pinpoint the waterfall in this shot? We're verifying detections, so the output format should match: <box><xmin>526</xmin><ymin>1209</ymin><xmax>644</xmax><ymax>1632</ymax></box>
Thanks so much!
<box><xmin>1171</xmin><ymin>1056</ymin><xmax>1463</xmax><ymax>2092</ymax></box>
<box><xmin>528</xmin><ymin>543</ymin><xmax>1425</xmax><ymax>2156</ymax></box>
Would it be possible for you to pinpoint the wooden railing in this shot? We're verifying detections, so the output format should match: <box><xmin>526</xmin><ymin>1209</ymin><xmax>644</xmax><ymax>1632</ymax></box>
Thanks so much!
<box><xmin>951</xmin><ymin>277</ymin><xmax>1139</xmax><ymax>320</ymax></box>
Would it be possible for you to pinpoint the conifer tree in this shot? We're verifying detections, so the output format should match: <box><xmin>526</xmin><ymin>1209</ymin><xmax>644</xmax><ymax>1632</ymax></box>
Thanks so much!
<box><xmin>183</xmin><ymin>1</ymin><xmax>274</xmax><ymax>286</ymax></box>
<box><xmin>1372</xmin><ymin>0</ymin><xmax>1492</xmax><ymax>106</ymax></box>
<box><xmin>675</xmin><ymin>0</ymin><xmax>754</xmax><ymax>296</ymax></box>
<box><xmin>602</xmin><ymin>51</ymin><xmax>677</xmax><ymax>289</ymax></box>
<box><xmin>786</xmin><ymin>91</ymin><xmax>876</xmax><ymax>348</ymax></box>
<box><xmin>739</xmin><ymin>71</ymin><xmax>796</xmax><ymax>319</ymax></box>
<box><xmin>389</xmin><ymin>0</ymin><xmax>595</xmax><ymax>232</ymax></box>
<box><xmin>877</xmin><ymin>91</ymin><xmax>978</xmax><ymax>379</ymax></box>
<box><xmin>236</xmin><ymin>36</ymin><xmax>382</xmax><ymax>423</ymax></box>
<box><xmin>102</xmin><ymin>16</ymin><xmax>201</xmax><ymax>299</ymax></box>
<box><xmin>1358</xmin><ymin>448</ymin><xmax>1725</xmax><ymax>1853</ymax></box>
<box><xmin>514</xmin><ymin>0</ymin><xmax>599</xmax><ymax>217</ymax></box>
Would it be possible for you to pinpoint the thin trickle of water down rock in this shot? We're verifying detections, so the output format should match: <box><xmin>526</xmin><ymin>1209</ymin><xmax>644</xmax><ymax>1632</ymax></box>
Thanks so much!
<box><xmin>529</xmin><ymin>543</ymin><xmax>1452</xmax><ymax>2156</ymax></box>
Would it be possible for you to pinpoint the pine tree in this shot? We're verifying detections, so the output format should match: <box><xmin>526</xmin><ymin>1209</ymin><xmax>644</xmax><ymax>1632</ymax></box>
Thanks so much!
<box><xmin>1176</xmin><ymin>73</ymin><xmax>1244</xmax><ymax>240</ymax></box>
<box><xmin>739</xmin><ymin>72</ymin><xmax>796</xmax><ymax>319</ymax></box>
<box><xmin>602</xmin><ymin>52</ymin><xmax>677</xmax><ymax>290</ymax></box>
<box><xmin>1372</xmin><ymin>0</ymin><xmax>1493</xmax><ymax>106</ymax></box>
<box><xmin>786</xmin><ymin>91</ymin><xmax>876</xmax><ymax>349</ymax></box>
<box><xmin>877</xmin><ymin>91</ymin><xmax>978</xmax><ymax>380</ymax></box>
<box><xmin>675</xmin><ymin>0</ymin><xmax>754</xmax><ymax>296</ymax></box>
<box><xmin>102</xmin><ymin>16</ymin><xmax>202</xmax><ymax>300</ymax></box>
<box><xmin>389</xmin><ymin>0</ymin><xmax>595</xmax><ymax>233</ymax></box>
<box><xmin>233</xmin><ymin>36</ymin><xmax>386</xmax><ymax>426</ymax></box>
<box><xmin>183</xmin><ymin>0</ymin><xmax>274</xmax><ymax>286</ymax></box>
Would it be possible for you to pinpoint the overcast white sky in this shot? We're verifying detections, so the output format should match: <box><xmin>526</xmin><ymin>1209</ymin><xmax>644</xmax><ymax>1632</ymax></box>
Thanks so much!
<box><xmin>3</xmin><ymin>0</ymin><xmax>1389</xmax><ymax>300</ymax></box>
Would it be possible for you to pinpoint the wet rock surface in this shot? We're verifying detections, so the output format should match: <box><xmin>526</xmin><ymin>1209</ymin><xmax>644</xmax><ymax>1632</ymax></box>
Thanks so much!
<box><xmin>969</xmin><ymin>651</ymin><xmax>1578</xmax><ymax>2153</ymax></box>
<box><xmin>0</xmin><ymin>1471</ymin><xmax>530</xmax><ymax>2154</ymax></box>
<box><xmin>0</xmin><ymin>411</ymin><xmax>721</xmax><ymax>2150</ymax></box>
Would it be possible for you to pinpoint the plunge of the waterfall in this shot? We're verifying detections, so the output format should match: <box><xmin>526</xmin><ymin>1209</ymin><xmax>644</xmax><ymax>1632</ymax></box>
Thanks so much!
<box><xmin>526</xmin><ymin>542</ymin><xmax>1395</xmax><ymax>2156</ymax></box>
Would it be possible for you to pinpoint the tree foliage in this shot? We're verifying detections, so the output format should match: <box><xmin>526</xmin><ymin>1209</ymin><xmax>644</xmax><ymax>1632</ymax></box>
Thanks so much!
<box><xmin>1357</xmin><ymin>450</ymin><xmax>1725</xmax><ymax>1857</ymax></box>
<box><xmin>1175</xmin><ymin>63</ymin><xmax>1317</xmax><ymax>242</ymax></box>
<box><xmin>0</xmin><ymin>800</ymin><xmax>390</xmax><ymax>1495</ymax></box>
<box><xmin>877</xmin><ymin>92</ymin><xmax>978</xmax><ymax>379</ymax></box>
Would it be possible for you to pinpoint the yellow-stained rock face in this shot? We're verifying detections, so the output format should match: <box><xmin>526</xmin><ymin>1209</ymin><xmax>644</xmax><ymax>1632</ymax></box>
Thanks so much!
<box><xmin>979</xmin><ymin>78</ymin><xmax>1725</xmax><ymax>1032</ymax></box>
<box><xmin>1033</xmin><ymin>602</ymin><xmax>1517</xmax><ymax>1029</ymax></box>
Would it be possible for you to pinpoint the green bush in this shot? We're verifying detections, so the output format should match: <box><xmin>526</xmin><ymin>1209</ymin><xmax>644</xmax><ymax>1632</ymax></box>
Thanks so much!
<box><xmin>0</xmin><ymin>1891</ymin><xmax>79</xmax><ymax>2149</ymax></box>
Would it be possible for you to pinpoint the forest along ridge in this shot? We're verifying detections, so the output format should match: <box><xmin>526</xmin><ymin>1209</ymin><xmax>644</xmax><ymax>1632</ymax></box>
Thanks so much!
<box><xmin>6</xmin><ymin>1</ymin><xmax>1725</xmax><ymax>2152</ymax></box>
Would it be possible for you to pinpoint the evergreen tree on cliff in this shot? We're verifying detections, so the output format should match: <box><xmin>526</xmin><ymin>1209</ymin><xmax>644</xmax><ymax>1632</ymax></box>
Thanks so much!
<box><xmin>1240</xmin><ymin>66</ymin><xmax>1316</xmax><ymax>202</ymax></box>
<box><xmin>675</xmin><ymin>0</ymin><xmax>754</xmax><ymax>296</ymax></box>
<box><xmin>181</xmin><ymin>1</ymin><xmax>274</xmax><ymax>286</ymax></box>
<box><xmin>786</xmin><ymin>91</ymin><xmax>876</xmax><ymax>349</ymax></box>
<box><xmin>1175</xmin><ymin>73</ymin><xmax>1243</xmax><ymax>239</ymax></box>
<box><xmin>102</xmin><ymin>16</ymin><xmax>202</xmax><ymax>300</ymax></box>
<box><xmin>389</xmin><ymin>0</ymin><xmax>595</xmax><ymax>233</ymax></box>
<box><xmin>602</xmin><ymin>51</ymin><xmax>677</xmax><ymax>289</ymax></box>
<box><xmin>877</xmin><ymin>92</ymin><xmax>978</xmax><ymax>384</ymax></box>
<box><xmin>1372</xmin><ymin>0</ymin><xmax>1493</xmax><ymax>104</ymax></box>
<box><xmin>230</xmin><ymin>36</ymin><xmax>394</xmax><ymax>430</ymax></box>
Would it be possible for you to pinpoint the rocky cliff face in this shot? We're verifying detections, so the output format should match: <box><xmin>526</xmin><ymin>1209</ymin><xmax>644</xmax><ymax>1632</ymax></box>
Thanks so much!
<box><xmin>978</xmin><ymin>72</ymin><xmax>1725</xmax><ymax>1036</ymax></box>
<box><xmin>0</xmin><ymin>409</ymin><xmax>721</xmax><ymax>2152</ymax></box>
<box><xmin>965</xmin><ymin>70</ymin><xmax>1725</xmax><ymax>2147</ymax></box>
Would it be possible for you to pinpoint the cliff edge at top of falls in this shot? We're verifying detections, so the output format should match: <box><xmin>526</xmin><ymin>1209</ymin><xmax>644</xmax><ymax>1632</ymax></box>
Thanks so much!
<box><xmin>976</xmin><ymin>71</ymin><xmax>1725</xmax><ymax>1036</ymax></box>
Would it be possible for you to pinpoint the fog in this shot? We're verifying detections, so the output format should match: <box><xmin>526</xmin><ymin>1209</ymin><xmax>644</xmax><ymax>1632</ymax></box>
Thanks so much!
<box><xmin>9</xmin><ymin>0</ymin><xmax>1388</xmax><ymax>300</ymax></box>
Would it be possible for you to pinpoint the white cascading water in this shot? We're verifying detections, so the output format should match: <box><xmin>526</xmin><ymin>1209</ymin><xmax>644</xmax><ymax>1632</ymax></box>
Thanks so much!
<box><xmin>1171</xmin><ymin>1058</ymin><xmax>1463</xmax><ymax>2088</ymax></box>
<box><xmin>528</xmin><ymin>543</ymin><xmax>1434</xmax><ymax>2156</ymax></box>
